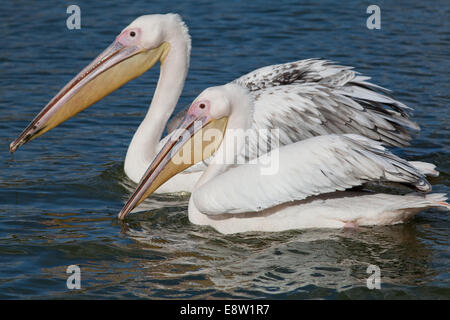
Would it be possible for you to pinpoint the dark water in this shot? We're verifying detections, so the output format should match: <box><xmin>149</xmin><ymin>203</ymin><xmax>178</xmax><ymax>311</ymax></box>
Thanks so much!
<box><xmin>0</xmin><ymin>0</ymin><xmax>449</xmax><ymax>299</ymax></box>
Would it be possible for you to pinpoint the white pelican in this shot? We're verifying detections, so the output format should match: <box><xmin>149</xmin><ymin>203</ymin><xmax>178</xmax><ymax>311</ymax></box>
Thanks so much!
<box><xmin>118</xmin><ymin>84</ymin><xmax>448</xmax><ymax>234</ymax></box>
<box><xmin>10</xmin><ymin>14</ymin><xmax>419</xmax><ymax>194</ymax></box>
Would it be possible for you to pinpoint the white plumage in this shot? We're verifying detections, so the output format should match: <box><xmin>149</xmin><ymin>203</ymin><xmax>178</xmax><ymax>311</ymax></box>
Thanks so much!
<box><xmin>195</xmin><ymin>192</ymin><xmax>448</xmax><ymax>234</ymax></box>
<box><xmin>119</xmin><ymin>83</ymin><xmax>448</xmax><ymax>234</ymax></box>
<box><xmin>193</xmin><ymin>134</ymin><xmax>430</xmax><ymax>216</ymax></box>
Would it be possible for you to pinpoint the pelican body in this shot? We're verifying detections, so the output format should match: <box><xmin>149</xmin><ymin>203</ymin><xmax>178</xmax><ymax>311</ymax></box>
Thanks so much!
<box><xmin>11</xmin><ymin>14</ymin><xmax>420</xmax><ymax>196</ymax></box>
<box><xmin>119</xmin><ymin>84</ymin><xmax>448</xmax><ymax>234</ymax></box>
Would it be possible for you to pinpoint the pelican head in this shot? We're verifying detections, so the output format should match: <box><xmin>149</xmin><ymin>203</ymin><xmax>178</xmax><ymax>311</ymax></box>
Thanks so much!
<box><xmin>10</xmin><ymin>13</ymin><xmax>190</xmax><ymax>153</ymax></box>
<box><xmin>118</xmin><ymin>84</ymin><xmax>252</xmax><ymax>219</ymax></box>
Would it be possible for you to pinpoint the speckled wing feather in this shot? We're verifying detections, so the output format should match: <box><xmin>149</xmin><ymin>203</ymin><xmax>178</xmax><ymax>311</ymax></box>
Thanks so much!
<box><xmin>232</xmin><ymin>59</ymin><xmax>418</xmax><ymax>157</ymax></box>
<box><xmin>193</xmin><ymin>134</ymin><xmax>431</xmax><ymax>215</ymax></box>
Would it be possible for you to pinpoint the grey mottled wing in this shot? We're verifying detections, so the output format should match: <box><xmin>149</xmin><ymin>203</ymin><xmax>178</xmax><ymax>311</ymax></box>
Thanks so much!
<box><xmin>233</xmin><ymin>59</ymin><xmax>418</xmax><ymax>155</ymax></box>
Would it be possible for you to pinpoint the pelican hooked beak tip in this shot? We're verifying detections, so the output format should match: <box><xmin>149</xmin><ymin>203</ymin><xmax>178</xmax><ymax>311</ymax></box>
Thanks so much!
<box><xmin>10</xmin><ymin>140</ymin><xmax>19</xmax><ymax>153</ymax></box>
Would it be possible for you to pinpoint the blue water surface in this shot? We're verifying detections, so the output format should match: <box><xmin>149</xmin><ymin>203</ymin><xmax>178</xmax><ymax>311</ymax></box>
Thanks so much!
<box><xmin>0</xmin><ymin>0</ymin><xmax>448</xmax><ymax>299</ymax></box>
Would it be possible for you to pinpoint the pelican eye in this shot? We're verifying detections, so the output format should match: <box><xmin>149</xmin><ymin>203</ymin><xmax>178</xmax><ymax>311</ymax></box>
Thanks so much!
<box><xmin>199</xmin><ymin>103</ymin><xmax>206</xmax><ymax>109</ymax></box>
<box><xmin>130</xmin><ymin>31</ymin><xmax>136</xmax><ymax>37</ymax></box>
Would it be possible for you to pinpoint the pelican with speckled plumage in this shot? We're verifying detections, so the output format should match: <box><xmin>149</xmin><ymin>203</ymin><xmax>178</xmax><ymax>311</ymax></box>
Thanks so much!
<box><xmin>118</xmin><ymin>84</ymin><xmax>448</xmax><ymax>234</ymax></box>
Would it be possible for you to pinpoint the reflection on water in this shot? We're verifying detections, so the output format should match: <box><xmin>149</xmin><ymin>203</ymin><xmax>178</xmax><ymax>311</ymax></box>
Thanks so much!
<box><xmin>116</xmin><ymin>217</ymin><xmax>437</xmax><ymax>298</ymax></box>
<box><xmin>0</xmin><ymin>0</ymin><xmax>448</xmax><ymax>299</ymax></box>
<box><xmin>29</xmin><ymin>205</ymin><xmax>445</xmax><ymax>299</ymax></box>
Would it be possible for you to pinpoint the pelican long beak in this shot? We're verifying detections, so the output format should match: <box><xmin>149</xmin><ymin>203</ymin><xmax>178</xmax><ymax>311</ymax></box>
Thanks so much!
<box><xmin>10</xmin><ymin>38</ymin><xmax>170</xmax><ymax>153</ymax></box>
<box><xmin>118</xmin><ymin>111</ymin><xmax>228</xmax><ymax>220</ymax></box>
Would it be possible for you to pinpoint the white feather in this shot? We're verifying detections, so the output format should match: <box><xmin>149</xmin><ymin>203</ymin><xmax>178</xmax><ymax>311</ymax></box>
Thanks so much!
<box><xmin>193</xmin><ymin>134</ymin><xmax>430</xmax><ymax>215</ymax></box>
